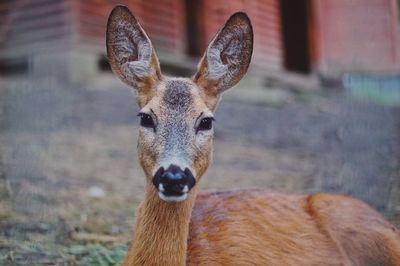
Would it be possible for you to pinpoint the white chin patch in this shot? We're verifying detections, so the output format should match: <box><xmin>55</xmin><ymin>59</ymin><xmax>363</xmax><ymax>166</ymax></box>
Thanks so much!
<box><xmin>158</xmin><ymin>192</ymin><xmax>188</xmax><ymax>202</ymax></box>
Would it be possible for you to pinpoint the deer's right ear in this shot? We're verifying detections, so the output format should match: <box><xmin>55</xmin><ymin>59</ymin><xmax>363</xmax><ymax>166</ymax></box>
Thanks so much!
<box><xmin>193</xmin><ymin>12</ymin><xmax>253</xmax><ymax>109</ymax></box>
<box><xmin>107</xmin><ymin>6</ymin><xmax>161</xmax><ymax>105</ymax></box>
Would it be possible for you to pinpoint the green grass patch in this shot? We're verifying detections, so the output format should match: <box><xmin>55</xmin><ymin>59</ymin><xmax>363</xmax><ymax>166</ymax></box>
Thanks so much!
<box><xmin>69</xmin><ymin>243</ymin><xmax>128</xmax><ymax>266</ymax></box>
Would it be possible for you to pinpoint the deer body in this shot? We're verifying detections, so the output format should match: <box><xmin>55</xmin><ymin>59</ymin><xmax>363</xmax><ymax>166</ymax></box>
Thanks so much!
<box><xmin>189</xmin><ymin>191</ymin><xmax>400</xmax><ymax>265</ymax></box>
<box><xmin>106</xmin><ymin>6</ymin><xmax>400</xmax><ymax>265</ymax></box>
<box><xmin>123</xmin><ymin>187</ymin><xmax>400</xmax><ymax>266</ymax></box>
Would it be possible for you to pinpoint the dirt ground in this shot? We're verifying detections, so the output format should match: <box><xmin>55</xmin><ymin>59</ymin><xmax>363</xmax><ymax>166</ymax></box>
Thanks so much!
<box><xmin>0</xmin><ymin>74</ymin><xmax>399</xmax><ymax>265</ymax></box>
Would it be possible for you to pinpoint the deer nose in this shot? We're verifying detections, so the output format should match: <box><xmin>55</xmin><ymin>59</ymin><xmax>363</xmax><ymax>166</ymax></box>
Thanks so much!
<box><xmin>161</xmin><ymin>171</ymin><xmax>185</xmax><ymax>193</ymax></box>
<box><xmin>152</xmin><ymin>164</ymin><xmax>196</xmax><ymax>202</ymax></box>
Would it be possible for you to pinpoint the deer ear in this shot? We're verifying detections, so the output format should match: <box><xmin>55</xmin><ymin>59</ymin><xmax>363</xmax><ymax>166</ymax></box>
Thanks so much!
<box><xmin>106</xmin><ymin>5</ymin><xmax>161</xmax><ymax>102</ymax></box>
<box><xmin>193</xmin><ymin>12</ymin><xmax>253</xmax><ymax>96</ymax></box>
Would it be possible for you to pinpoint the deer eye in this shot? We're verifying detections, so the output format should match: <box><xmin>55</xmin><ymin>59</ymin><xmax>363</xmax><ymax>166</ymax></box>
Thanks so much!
<box><xmin>197</xmin><ymin>117</ymin><xmax>214</xmax><ymax>133</ymax></box>
<box><xmin>139</xmin><ymin>113</ymin><xmax>155</xmax><ymax>129</ymax></box>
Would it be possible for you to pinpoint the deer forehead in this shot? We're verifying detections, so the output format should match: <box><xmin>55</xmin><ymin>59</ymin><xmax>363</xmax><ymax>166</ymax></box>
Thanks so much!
<box><xmin>162</xmin><ymin>78</ymin><xmax>193</xmax><ymax>112</ymax></box>
<box><xmin>148</xmin><ymin>78</ymin><xmax>210</xmax><ymax>120</ymax></box>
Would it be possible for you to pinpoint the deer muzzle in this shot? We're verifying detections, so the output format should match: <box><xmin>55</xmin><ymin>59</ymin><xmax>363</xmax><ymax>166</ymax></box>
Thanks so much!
<box><xmin>152</xmin><ymin>164</ymin><xmax>196</xmax><ymax>202</ymax></box>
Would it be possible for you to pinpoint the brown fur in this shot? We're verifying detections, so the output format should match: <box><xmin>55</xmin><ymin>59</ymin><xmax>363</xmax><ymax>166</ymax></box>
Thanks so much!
<box><xmin>123</xmin><ymin>184</ymin><xmax>198</xmax><ymax>266</ymax></box>
<box><xmin>123</xmin><ymin>187</ymin><xmax>400</xmax><ymax>266</ymax></box>
<box><xmin>106</xmin><ymin>6</ymin><xmax>400</xmax><ymax>266</ymax></box>
<box><xmin>188</xmin><ymin>191</ymin><xmax>400</xmax><ymax>266</ymax></box>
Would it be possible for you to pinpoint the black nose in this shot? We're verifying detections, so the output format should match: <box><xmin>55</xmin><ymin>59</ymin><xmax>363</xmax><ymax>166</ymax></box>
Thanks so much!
<box><xmin>161</xmin><ymin>171</ymin><xmax>185</xmax><ymax>193</ymax></box>
<box><xmin>152</xmin><ymin>164</ymin><xmax>196</xmax><ymax>196</ymax></box>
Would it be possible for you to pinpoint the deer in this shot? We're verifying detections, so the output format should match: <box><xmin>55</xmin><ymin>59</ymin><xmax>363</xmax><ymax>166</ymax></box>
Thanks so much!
<box><xmin>106</xmin><ymin>5</ymin><xmax>400</xmax><ymax>266</ymax></box>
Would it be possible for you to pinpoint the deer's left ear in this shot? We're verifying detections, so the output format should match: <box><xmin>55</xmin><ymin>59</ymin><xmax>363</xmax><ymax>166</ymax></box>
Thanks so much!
<box><xmin>193</xmin><ymin>12</ymin><xmax>253</xmax><ymax>99</ymax></box>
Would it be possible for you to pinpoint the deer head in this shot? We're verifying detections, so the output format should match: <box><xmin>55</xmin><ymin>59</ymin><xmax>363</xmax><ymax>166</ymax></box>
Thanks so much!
<box><xmin>107</xmin><ymin>6</ymin><xmax>253</xmax><ymax>202</ymax></box>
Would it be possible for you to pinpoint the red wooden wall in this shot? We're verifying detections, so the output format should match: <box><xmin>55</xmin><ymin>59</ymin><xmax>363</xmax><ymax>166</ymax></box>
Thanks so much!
<box><xmin>0</xmin><ymin>0</ymin><xmax>398</xmax><ymax>78</ymax></box>
<box><xmin>313</xmin><ymin>0</ymin><xmax>399</xmax><ymax>75</ymax></box>
<box><xmin>71</xmin><ymin>0</ymin><xmax>283</xmax><ymax>71</ymax></box>
<box><xmin>199</xmin><ymin>0</ymin><xmax>283</xmax><ymax>71</ymax></box>
<box><xmin>71</xmin><ymin>0</ymin><xmax>186</xmax><ymax>54</ymax></box>
<box><xmin>0</xmin><ymin>0</ymin><xmax>72</xmax><ymax>58</ymax></box>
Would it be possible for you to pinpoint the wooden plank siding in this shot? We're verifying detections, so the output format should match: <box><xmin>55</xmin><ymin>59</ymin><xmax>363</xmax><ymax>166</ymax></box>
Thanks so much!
<box><xmin>0</xmin><ymin>0</ymin><xmax>398</xmax><ymax>79</ymax></box>
<box><xmin>200</xmin><ymin>0</ymin><xmax>283</xmax><ymax>71</ymax></box>
<box><xmin>73</xmin><ymin>0</ymin><xmax>185</xmax><ymax>54</ymax></box>
<box><xmin>0</xmin><ymin>0</ymin><xmax>73</xmax><ymax>58</ymax></box>
<box><xmin>70</xmin><ymin>0</ymin><xmax>141</xmax><ymax>50</ymax></box>
<box><xmin>312</xmin><ymin>0</ymin><xmax>400</xmax><ymax>76</ymax></box>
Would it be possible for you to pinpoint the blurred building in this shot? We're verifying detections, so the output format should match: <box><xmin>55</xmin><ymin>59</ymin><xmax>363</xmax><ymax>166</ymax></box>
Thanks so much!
<box><xmin>0</xmin><ymin>0</ymin><xmax>399</xmax><ymax>83</ymax></box>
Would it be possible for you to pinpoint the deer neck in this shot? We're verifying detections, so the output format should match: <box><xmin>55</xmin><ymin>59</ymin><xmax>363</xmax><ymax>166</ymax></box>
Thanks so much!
<box><xmin>124</xmin><ymin>181</ymin><xmax>198</xmax><ymax>266</ymax></box>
